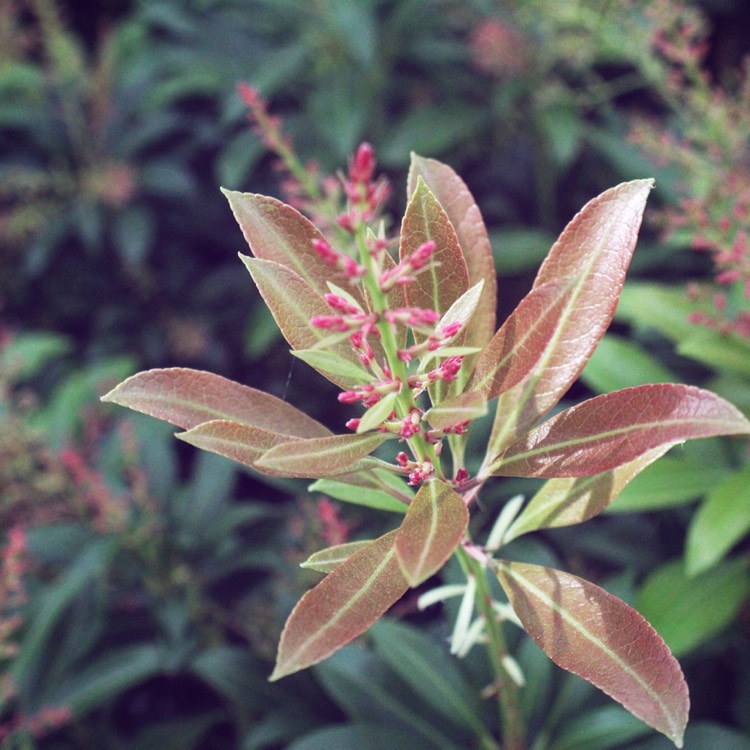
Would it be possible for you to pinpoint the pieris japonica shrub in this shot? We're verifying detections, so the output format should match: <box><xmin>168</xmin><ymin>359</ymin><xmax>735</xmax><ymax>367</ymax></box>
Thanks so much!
<box><xmin>103</xmin><ymin>144</ymin><xmax>750</xmax><ymax>749</ymax></box>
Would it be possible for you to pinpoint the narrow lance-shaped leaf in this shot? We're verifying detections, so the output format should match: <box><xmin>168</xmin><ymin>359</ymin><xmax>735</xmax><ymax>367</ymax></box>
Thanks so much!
<box><xmin>176</xmin><ymin>420</ymin><xmax>299</xmax><ymax>477</ymax></box>
<box><xmin>396</xmin><ymin>479</ymin><xmax>469</xmax><ymax>586</ymax></box>
<box><xmin>503</xmin><ymin>446</ymin><xmax>670</xmax><ymax>542</ymax></box>
<box><xmin>271</xmin><ymin>530</ymin><xmax>409</xmax><ymax>680</ymax></box>
<box><xmin>255</xmin><ymin>432</ymin><xmax>390</xmax><ymax>478</ymax></box>
<box><xmin>222</xmin><ymin>189</ymin><xmax>366</xmax><ymax>305</ymax></box>
<box><xmin>101</xmin><ymin>367</ymin><xmax>330</xmax><ymax>437</ymax></box>
<box><xmin>424</xmin><ymin>391</ymin><xmax>487</xmax><ymax>431</ymax></box>
<box><xmin>484</xmin><ymin>180</ymin><xmax>654</xmax><ymax>464</ymax></box>
<box><xmin>400</xmin><ymin>177</ymin><xmax>469</xmax><ymax>320</ymax></box>
<box><xmin>300</xmin><ymin>540</ymin><xmax>373</xmax><ymax>573</ymax></box>
<box><xmin>494</xmin><ymin>560</ymin><xmax>689</xmax><ymax>748</ymax></box>
<box><xmin>491</xmin><ymin>384</ymin><xmax>750</xmax><ymax>478</ymax></box>
<box><xmin>408</xmin><ymin>154</ymin><xmax>497</xmax><ymax>351</ymax></box>
<box><xmin>241</xmin><ymin>256</ymin><xmax>364</xmax><ymax>389</ymax></box>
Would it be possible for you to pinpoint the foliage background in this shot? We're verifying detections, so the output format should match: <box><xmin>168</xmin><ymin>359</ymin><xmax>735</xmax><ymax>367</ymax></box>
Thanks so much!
<box><xmin>1</xmin><ymin>0</ymin><xmax>749</xmax><ymax>748</ymax></box>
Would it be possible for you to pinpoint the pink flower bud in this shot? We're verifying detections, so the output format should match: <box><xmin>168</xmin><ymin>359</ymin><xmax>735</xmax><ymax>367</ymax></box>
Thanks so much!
<box><xmin>325</xmin><ymin>293</ymin><xmax>360</xmax><ymax>315</ymax></box>
<box><xmin>408</xmin><ymin>241</ymin><xmax>437</xmax><ymax>270</ymax></box>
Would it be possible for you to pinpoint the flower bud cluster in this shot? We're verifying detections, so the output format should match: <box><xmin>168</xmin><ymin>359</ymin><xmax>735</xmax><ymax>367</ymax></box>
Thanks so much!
<box><xmin>396</xmin><ymin>451</ymin><xmax>435</xmax><ymax>486</ymax></box>
<box><xmin>337</xmin><ymin>143</ymin><xmax>391</xmax><ymax>233</ymax></box>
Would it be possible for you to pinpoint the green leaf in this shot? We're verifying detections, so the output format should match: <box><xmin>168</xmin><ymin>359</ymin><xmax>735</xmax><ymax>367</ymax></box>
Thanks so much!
<box><xmin>291</xmin><ymin>348</ymin><xmax>372</xmax><ymax>383</ymax></box>
<box><xmin>101</xmin><ymin>367</ymin><xmax>330</xmax><ymax>437</ymax></box>
<box><xmin>356</xmin><ymin>391</ymin><xmax>399</xmax><ymax>434</ymax></box>
<box><xmin>685</xmin><ymin>464</ymin><xmax>750</xmax><ymax>575</ymax></box>
<box><xmin>256</xmin><ymin>432</ymin><xmax>390</xmax><ymax>478</ymax></box>
<box><xmin>270</xmin><ymin>530</ymin><xmax>409</xmax><ymax>680</ymax></box>
<box><xmin>678</xmin><ymin>328</ymin><xmax>750</xmax><ymax>378</ymax></box>
<box><xmin>581</xmin><ymin>333</ymin><xmax>677</xmax><ymax>394</ymax></box>
<box><xmin>635</xmin><ymin>558</ymin><xmax>750</xmax><ymax>656</ymax></box>
<box><xmin>400</xmin><ymin>177</ymin><xmax>469</xmax><ymax>320</ymax></box>
<box><xmin>222</xmin><ymin>190</ymin><xmax>365</xmax><ymax>304</ymax></box>
<box><xmin>485</xmin><ymin>180</ymin><xmax>654</xmax><ymax>462</ymax></box>
<box><xmin>408</xmin><ymin>155</ymin><xmax>497</xmax><ymax>353</ymax></box>
<box><xmin>491</xmin><ymin>384</ymin><xmax>750</xmax><ymax>478</ymax></box>
<box><xmin>301</xmin><ymin>541</ymin><xmax>373</xmax><ymax>573</ymax></box>
<box><xmin>176</xmin><ymin>420</ymin><xmax>298</xmax><ymax>476</ymax></box>
<box><xmin>369</xmin><ymin>618</ymin><xmax>485</xmax><ymax>738</ymax></box>
<box><xmin>550</xmin><ymin>705</ymin><xmax>655</xmax><ymax>750</ymax></box>
<box><xmin>615</xmin><ymin>282</ymin><xmax>700</xmax><ymax>342</ymax></box>
<box><xmin>423</xmin><ymin>391</ymin><xmax>487</xmax><ymax>431</ymax></box>
<box><xmin>504</xmin><ymin>447</ymin><xmax>670</xmax><ymax>541</ymax></box>
<box><xmin>395</xmin><ymin>479</ymin><xmax>468</xmax><ymax>586</ymax></box>
<box><xmin>286</xmin><ymin>724</ymin><xmax>425</xmax><ymax>750</ymax></box>
<box><xmin>309</xmin><ymin>469</ymin><xmax>411</xmax><ymax>513</ymax></box>
<box><xmin>495</xmin><ymin>560</ymin><xmax>689</xmax><ymax>748</ymax></box>
<box><xmin>240</xmin><ymin>256</ymin><xmax>364</xmax><ymax>388</ymax></box>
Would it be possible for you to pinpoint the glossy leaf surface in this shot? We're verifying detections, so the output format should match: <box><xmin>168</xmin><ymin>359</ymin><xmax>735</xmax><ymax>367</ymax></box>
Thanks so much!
<box><xmin>400</xmin><ymin>177</ymin><xmax>469</xmax><ymax>318</ymax></box>
<box><xmin>504</xmin><ymin>447</ymin><xmax>670</xmax><ymax>540</ymax></box>
<box><xmin>271</xmin><ymin>530</ymin><xmax>408</xmax><ymax>680</ymax></box>
<box><xmin>300</xmin><ymin>541</ymin><xmax>372</xmax><ymax>573</ymax></box>
<box><xmin>255</xmin><ymin>432</ymin><xmax>390</xmax><ymax>478</ymax></box>
<box><xmin>408</xmin><ymin>154</ymin><xmax>496</xmax><ymax>350</ymax></box>
<box><xmin>492</xmin><ymin>384</ymin><xmax>750</xmax><ymax>478</ymax></box>
<box><xmin>396</xmin><ymin>479</ymin><xmax>469</xmax><ymax>586</ymax></box>
<box><xmin>486</xmin><ymin>180</ymin><xmax>654</xmax><ymax>459</ymax></box>
<box><xmin>495</xmin><ymin>560</ymin><xmax>689</xmax><ymax>747</ymax></box>
<box><xmin>101</xmin><ymin>367</ymin><xmax>330</xmax><ymax>437</ymax></box>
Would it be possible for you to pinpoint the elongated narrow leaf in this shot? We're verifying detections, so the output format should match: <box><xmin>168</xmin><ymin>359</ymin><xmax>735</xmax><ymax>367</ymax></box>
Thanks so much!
<box><xmin>468</xmin><ymin>278</ymin><xmax>571</xmax><ymax>400</ymax></box>
<box><xmin>101</xmin><ymin>367</ymin><xmax>330</xmax><ymax>437</ymax></box>
<box><xmin>271</xmin><ymin>530</ymin><xmax>408</xmax><ymax>680</ymax></box>
<box><xmin>291</xmin><ymin>348</ymin><xmax>372</xmax><ymax>383</ymax></box>
<box><xmin>241</xmin><ymin>256</ymin><xmax>363</xmax><ymax>388</ymax></box>
<box><xmin>495</xmin><ymin>560</ymin><xmax>689</xmax><ymax>747</ymax></box>
<box><xmin>504</xmin><ymin>447</ymin><xmax>670</xmax><ymax>542</ymax></box>
<box><xmin>222</xmin><ymin>189</ymin><xmax>365</xmax><ymax>304</ymax></box>
<box><xmin>256</xmin><ymin>432</ymin><xmax>390</xmax><ymax>478</ymax></box>
<box><xmin>356</xmin><ymin>391</ymin><xmax>399</xmax><ymax>434</ymax></box>
<box><xmin>485</xmin><ymin>181</ymin><xmax>654</xmax><ymax>461</ymax></box>
<box><xmin>424</xmin><ymin>391</ymin><xmax>487</xmax><ymax>431</ymax></box>
<box><xmin>310</xmin><ymin>468</ymin><xmax>412</xmax><ymax>512</ymax></box>
<box><xmin>176</xmin><ymin>420</ymin><xmax>297</xmax><ymax>476</ymax></box>
<box><xmin>492</xmin><ymin>384</ymin><xmax>750</xmax><ymax>478</ymax></box>
<box><xmin>396</xmin><ymin>479</ymin><xmax>468</xmax><ymax>586</ymax></box>
<box><xmin>408</xmin><ymin>155</ymin><xmax>497</xmax><ymax>351</ymax></box>
<box><xmin>301</xmin><ymin>540</ymin><xmax>373</xmax><ymax>573</ymax></box>
<box><xmin>400</xmin><ymin>177</ymin><xmax>469</xmax><ymax>318</ymax></box>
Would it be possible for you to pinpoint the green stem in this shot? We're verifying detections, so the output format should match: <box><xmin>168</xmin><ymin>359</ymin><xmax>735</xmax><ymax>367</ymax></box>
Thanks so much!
<box><xmin>457</xmin><ymin>546</ymin><xmax>527</xmax><ymax>750</ymax></box>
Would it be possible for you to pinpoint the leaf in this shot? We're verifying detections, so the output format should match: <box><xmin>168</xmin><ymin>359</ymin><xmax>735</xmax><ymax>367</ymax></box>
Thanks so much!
<box><xmin>424</xmin><ymin>391</ymin><xmax>487</xmax><ymax>431</ymax></box>
<box><xmin>399</xmin><ymin>176</ymin><xmax>469</xmax><ymax>319</ymax></box>
<box><xmin>291</xmin><ymin>349</ymin><xmax>372</xmax><ymax>383</ymax></box>
<box><xmin>256</xmin><ymin>432</ymin><xmax>390</xmax><ymax>478</ymax></box>
<box><xmin>491</xmin><ymin>384</ymin><xmax>750</xmax><ymax>478</ymax></box>
<box><xmin>395</xmin><ymin>479</ymin><xmax>468</xmax><ymax>586</ymax></box>
<box><xmin>301</xmin><ymin>541</ymin><xmax>373</xmax><ymax>573</ymax></box>
<box><xmin>356</xmin><ymin>391</ymin><xmax>399</xmax><ymax>434</ymax></box>
<box><xmin>176</xmin><ymin>420</ymin><xmax>297</xmax><ymax>476</ymax></box>
<box><xmin>270</xmin><ymin>530</ymin><xmax>409</xmax><ymax>680</ymax></box>
<box><xmin>436</xmin><ymin>279</ymin><xmax>485</xmax><ymax>337</ymax></box>
<box><xmin>635</xmin><ymin>557</ymin><xmax>750</xmax><ymax>656</ymax></box>
<box><xmin>222</xmin><ymin>189</ymin><xmax>365</xmax><ymax>304</ymax></box>
<box><xmin>685</xmin><ymin>464</ymin><xmax>750</xmax><ymax>575</ymax></box>
<box><xmin>240</xmin><ymin>256</ymin><xmax>364</xmax><ymax>388</ymax></box>
<box><xmin>408</xmin><ymin>154</ymin><xmax>497</xmax><ymax>351</ymax></box>
<box><xmin>485</xmin><ymin>180</ymin><xmax>654</xmax><ymax>460</ymax></box>
<box><xmin>504</xmin><ymin>447</ymin><xmax>670</xmax><ymax>541</ymax></box>
<box><xmin>309</xmin><ymin>469</ymin><xmax>412</xmax><ymax>512</ymax></box>
<box><xmin>468</xmin><ymin>278</ymin><xmax>571</xmax><ymax>400</ymax></box>
<box><xmin>495</xmin><ymin>560</ymin><xmax>689</xmax><ymax>747</ymax></box>
<box><xmin>101</xmin><ymin>367</ymin><xmax>330</xmax><ymax>437</ymax></box>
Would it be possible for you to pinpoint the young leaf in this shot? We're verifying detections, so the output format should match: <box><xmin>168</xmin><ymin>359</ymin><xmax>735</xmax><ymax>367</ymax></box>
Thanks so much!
<box><xmin>310</xmin><ymin>468</ymin><xmax>413</xmax><ymax>512</ymax></box>
<box><xmin>395</xmin><ymin>479</ymin><xmax>469</xmax><ymax>586</ymax></box>
<box><xmin>468</xmin><ymin>278</ymin><xmax>571</xmax><ymax>400</ymax></box>
<box><xmin>503</xmin><ymin>447</ymin><xmax>670</xmax><ymax>541</ymax></box>
<box><xmin>400</xmin><ymin>176</ymin><xmax>469</xmax><ymax>319</ymax></box>
<box><xmin>101</xmin><ymin>367</ymin><xmax>330</xmax><ymax>437</ymax></box>
<box><xmin>176</xmin><ymin>420</ymin><xmax>297</xmax><ymax>476</ymax></box>
<box><xmin>484</xmin><ymin>180</ymin><xmax>654</xmax><ymax>461</ymax></box>
<box><xmin>424</xmin><ymin>391</ymin><xmax>487</xmax><ymax>431</ymax></box>
<box><xmin>240</xmin><ymin>256</ymin><xmax>364</xmax><ymax>388</ymax></box>
<box><xmin>255</xmin><ymin>432</ymin><xmax>390</xmax><ymax>478</ymax></box>
<box><xmin>491</xmin><ymin>384</ymin><xmax>750</xmax><ymax>478</ymax></box>
<box><xmin>291</xmin><ymin>348</ymin><xmax>372</xmax><ymax>383</ymax></box>
<box><xmin>408</xmin><ymin>154</ymin><xmax>497</xmax><ymax>351</ymax></box>
<box><xmin>270</xmin><ymin>530</ymin><xmax>409</xmax><ymax>680</ymax></box>
<box><xmin>301</xmin><ymin>540</ymin><xmax>373</xmax><ymax>573</ymax></box>
<box><xmin>222</xmin><ymin>189</ymin><xmax>365</xmax><ymax>304</ymax></box>
<box><xmin>495</xmin><ymin>560</ymin><xmax>689</xmax><ymax>748</ymax></box>
<box><xmin>356</xmin><ymin>391</ymin><xmax>399</xmax><ymax>434</ymax></box>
